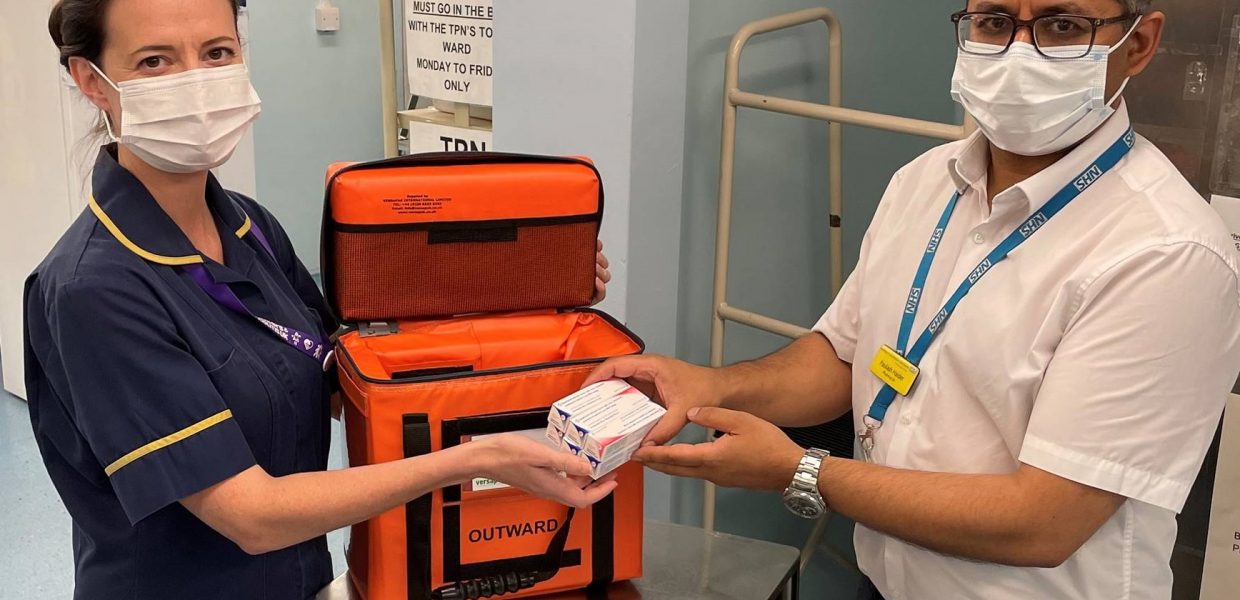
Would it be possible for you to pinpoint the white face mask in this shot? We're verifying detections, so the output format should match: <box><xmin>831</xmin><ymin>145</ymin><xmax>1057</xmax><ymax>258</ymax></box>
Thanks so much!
<box><xmin>89</xmin><ymin>63</ymin><xmax>262</xmax><ymax>174</ymax></box>
<box><xmin>950</xmin><ymin>17</ymin><xmax>1141</xmax><ymax>156</ymax></box>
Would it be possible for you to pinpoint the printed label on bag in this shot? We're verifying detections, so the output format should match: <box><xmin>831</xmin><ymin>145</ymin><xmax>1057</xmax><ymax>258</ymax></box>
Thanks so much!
<box><xmin>381</xmin><ymin>194</ymin><xmax>454</xmax><ymax>215</ymax></box>
<box><xmin>469</xmin><ymin>477</ymin><xmax>508</xmax><ymax>492</ymax></box>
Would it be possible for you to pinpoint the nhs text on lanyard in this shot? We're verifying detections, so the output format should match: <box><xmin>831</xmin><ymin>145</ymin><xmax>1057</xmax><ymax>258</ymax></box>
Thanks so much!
<box><xmin>859</xmin><ymin>128</ymin><xmax>1136</xmax><ymax>462</ymax></box>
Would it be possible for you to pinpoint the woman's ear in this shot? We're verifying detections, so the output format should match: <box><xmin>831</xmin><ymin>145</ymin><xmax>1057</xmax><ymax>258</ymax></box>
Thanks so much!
<box><xmin>67</xmin><ymin>56</ymin><xmax>114</xmax><ymax>115</ymax></box>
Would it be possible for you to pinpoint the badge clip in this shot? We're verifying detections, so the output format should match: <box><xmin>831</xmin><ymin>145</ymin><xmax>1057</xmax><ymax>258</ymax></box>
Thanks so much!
<box><xmin>857</xmin><ymin>416</ymin><xmax>882</xmax><ymax>463</ymax></box>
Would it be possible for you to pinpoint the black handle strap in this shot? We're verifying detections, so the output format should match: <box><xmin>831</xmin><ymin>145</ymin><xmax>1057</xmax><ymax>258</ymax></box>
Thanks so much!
<box><xmin>536</xmin><ymin>507</ymin><xmax>577</xmax><ymax>582</ymax></box>
<box><xmin>403</xmin><ymin>414</ymin><xmax>434</xmax><ymax>600</ymax></box>
<box><xmin>431</xmin><ymin>507</ymin><xmax>577</xmax><ymax>600</ymax></box>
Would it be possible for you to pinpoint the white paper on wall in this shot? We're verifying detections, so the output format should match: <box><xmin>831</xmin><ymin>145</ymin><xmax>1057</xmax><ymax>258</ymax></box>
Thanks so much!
<box><xmin>404</xmin><ymin>0</ymin><xmax>494</xmax><ymax>106</ymax></box>
<box><xmin>1203</xmin><ymin>195</ymin><xmax>1240</xmax><ymax>597</ymax></box>
<box><xmin>406</xmin><ymin>120</ymin><xmax>492</xmax><ymax>154</ymax></box>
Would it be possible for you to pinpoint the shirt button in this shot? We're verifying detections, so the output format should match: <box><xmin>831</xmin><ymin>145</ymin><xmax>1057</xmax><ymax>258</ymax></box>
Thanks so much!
<box><xmin>972</xmin><ymin>232</ymin><xmax>986</xmax><ymax>245</ymax></box>
<box><xmin>900</xmin><ymin>414</ymin><xmax>913</xmax><ymax>425</ymax></box>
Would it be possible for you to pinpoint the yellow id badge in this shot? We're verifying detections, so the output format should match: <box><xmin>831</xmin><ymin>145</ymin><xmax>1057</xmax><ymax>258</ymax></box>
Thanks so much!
<box><xmin>870</xmin><ymin>345</ymin><xmax>920</xmax><ymax>396</ymax></box>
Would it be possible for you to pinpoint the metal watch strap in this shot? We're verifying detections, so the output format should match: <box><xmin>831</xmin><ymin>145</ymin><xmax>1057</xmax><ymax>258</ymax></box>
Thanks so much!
<box><xmin>789</xmin><ymin>448</ymin><xmax>828</xmax><ymax>498</ymax></box>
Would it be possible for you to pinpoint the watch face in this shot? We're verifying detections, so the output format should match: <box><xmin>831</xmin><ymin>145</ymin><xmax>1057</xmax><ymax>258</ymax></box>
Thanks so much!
<box><xmin>785</xmin><ymin>493</ymin><xmax>824</xmax><ymax>519</ymax></box>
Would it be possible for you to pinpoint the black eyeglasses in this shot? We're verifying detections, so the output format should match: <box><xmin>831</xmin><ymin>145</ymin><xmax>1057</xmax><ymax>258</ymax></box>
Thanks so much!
<box><xmin>952</xmin><ymin>10</ymin><xmax>1137</xmax><ymax>59</ymax></box>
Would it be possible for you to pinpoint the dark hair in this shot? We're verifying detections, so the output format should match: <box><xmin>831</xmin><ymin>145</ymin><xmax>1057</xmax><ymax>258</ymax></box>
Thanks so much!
<box><xmin>49</xmin><ymin>0</ymin><xmax>240</xmax><ymax>70</ymax></box>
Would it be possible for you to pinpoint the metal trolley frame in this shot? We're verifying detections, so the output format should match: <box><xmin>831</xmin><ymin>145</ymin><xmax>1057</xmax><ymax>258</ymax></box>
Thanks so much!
<box><xmin>706</xmin><ymin>8</ymin><xmax>974</xmax><ymax>574</ymax></box>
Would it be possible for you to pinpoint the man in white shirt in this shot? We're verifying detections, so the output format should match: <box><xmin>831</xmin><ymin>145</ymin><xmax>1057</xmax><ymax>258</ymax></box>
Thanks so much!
<box><xmin>586</xmin><ymin>1</ymin><xmax>1240</xmax><ymax>598</ymax></box>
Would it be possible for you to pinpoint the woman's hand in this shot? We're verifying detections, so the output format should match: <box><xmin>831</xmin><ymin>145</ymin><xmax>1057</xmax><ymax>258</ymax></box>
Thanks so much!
<box><xmin>474</xmin><ymin>434</ymin><xmax>618</xmax><ymax>508</ymax></box>
<box><xmin>592</xmin><ymin>239</ymin><xmax>611</xmax><ymax>305</ymax></box>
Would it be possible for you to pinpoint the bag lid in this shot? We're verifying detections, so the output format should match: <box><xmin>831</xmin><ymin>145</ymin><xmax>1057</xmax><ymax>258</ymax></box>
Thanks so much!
<box><xmin>322</xmin><ymin>152</ymin><xmax>604</xmax><ymax>322</ymax></box>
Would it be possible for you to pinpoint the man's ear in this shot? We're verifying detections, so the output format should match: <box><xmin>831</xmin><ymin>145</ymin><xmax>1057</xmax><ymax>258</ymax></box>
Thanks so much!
<box><xmin>1123</xmin><ymin>12</ymin><xmax>1164</xmax><ymax>79</ymax></box>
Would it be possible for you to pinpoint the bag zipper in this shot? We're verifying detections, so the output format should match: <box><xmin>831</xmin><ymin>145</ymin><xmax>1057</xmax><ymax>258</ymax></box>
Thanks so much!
<box><xmin>337</xmin><ymin>308</ymin><xmax>645</xmax><ymax>385</ymax></box>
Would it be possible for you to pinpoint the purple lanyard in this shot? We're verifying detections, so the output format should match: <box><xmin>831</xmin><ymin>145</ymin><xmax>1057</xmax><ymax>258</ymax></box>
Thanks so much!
<box><xmin>184</xmin><ymin>219</ymin><xmax>334</xmax><ymax>372</ymax></box>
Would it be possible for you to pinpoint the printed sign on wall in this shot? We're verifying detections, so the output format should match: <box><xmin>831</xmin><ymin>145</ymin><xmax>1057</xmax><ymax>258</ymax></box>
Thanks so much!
<box><xmin>407</xmin><ymin>120</ymin><xmax>492</xmax><ymax>154</ymax></box>
<box><xmin>405</xmin><ymin>0</ymin><xmax>494</xmax><ymax>105</ymax></box>
<box><xmin>1203</xmin><ymin>195</ymin><xmax>1240</xmax><ymax>597</ymax></box>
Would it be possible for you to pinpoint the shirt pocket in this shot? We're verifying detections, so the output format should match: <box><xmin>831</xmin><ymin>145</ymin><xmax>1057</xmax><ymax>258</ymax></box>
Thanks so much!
<box><xmin>206</xmin><ymin>350</ymin><xmax>277</xmax><ymax>468</ymax></box>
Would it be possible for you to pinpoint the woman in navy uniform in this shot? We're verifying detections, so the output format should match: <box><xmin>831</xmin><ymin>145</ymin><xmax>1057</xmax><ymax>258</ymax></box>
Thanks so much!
<box><xmin>25</xmin><ymin>1</ymin><xmax>616</xmax><ymax>598</ymax></box>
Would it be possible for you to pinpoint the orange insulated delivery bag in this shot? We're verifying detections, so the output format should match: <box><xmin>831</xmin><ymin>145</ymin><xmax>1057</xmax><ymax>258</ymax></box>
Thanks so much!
<box><xmin>322</xmin><ymin>153</ymin><xmax>646</xmax><ymax>600</ymax></box>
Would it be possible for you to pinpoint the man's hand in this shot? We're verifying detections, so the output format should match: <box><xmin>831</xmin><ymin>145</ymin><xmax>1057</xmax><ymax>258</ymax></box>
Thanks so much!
<box><xmin>632</xmin><ymin>407</ymin><xmax>803</xmax><ymax>492</ymax></box>
<box><xmin>583</xmin><ymin>355</ymin><xmax>724</xmax><ymax>446</ymax></box>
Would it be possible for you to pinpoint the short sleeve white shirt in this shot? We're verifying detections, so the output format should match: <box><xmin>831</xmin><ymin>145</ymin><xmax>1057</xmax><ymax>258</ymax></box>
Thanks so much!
<box><xmin>814</xmin><ymin>104</ymin><xmax>1240</xmax><ymax>600</ymax></box>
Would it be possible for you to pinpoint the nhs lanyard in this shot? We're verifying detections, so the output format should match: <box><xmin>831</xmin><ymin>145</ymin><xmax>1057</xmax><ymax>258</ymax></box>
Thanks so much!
<box><xmin>184</xmin><ymin>220</ymin><xmax>334</xmax><ymax>372</ymax></box>
<box><xmin>858</xmin><ymin>128</ymin><xmax>1135</xmax><ymax>458</ymax></box>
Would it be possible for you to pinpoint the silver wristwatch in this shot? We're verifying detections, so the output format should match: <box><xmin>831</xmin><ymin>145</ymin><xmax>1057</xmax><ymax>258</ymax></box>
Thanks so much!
<box><xmin>783</xmin><ymin>448</ymin><xmax>829</xmax><ymax>519</ymax></box>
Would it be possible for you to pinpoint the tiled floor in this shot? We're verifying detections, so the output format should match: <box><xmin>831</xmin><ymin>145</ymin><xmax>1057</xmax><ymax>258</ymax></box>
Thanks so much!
<box><xmin>0</xmin><ymin>391</ymin><xmax>350</xmax><ymax>599</ymax></box>
<box><xmin>0</xmin><ymin>392</ymin><xmax>73</xmax><ymax>599</ymax></box>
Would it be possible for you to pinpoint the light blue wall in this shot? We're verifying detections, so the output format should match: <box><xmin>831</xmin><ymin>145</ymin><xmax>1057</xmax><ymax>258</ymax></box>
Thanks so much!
<box><xmin>673</xmin><ymin>0</ymin><xmax>965</xmax><ymax>593</ymax></box>
<box><xmin>247</xmin><ymin>1</ymin><xmax>386</xmax><ymax>275</ymax></box>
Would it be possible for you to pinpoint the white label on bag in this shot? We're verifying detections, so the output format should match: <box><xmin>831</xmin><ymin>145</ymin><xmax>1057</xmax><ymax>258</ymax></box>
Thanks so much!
<box><xmin>405</xmin><ymin>0</ymin><xmax>493</xmax><ymax>105</ymax></box>
<box><xmin>469</xmin><ymin>477</ymin><xmax>509</xmax><ymax>492</ymax></box>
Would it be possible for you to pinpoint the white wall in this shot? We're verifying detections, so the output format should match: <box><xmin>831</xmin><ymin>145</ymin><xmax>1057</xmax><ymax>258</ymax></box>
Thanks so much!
<box><xmin>493</xmin><ymin>0</ymin><xmax>691</xmax><ymax>522</ymax></box>
<box><xmin>629</xmin><ymin>1</ymin><xmax>691</xmax><ymax>360</ymax></box>
<box><xmin>492</xmin><ymin>0</ymin><xmax>638</xmax><ymax>322</ymax></box>
<box><xmin>0</xmin><ymin>0</ymin><xmax>102</xmax><ymax>399</ymax></box>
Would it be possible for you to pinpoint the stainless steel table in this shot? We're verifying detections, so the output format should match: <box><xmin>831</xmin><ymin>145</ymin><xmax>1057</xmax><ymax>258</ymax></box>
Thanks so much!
<box><xmin>316</xmin><ymin>520</ymin><xmax>800</xmax><ymax>600</ymax></box>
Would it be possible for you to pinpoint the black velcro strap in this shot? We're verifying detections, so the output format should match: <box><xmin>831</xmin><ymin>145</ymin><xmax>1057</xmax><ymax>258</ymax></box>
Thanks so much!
<box><xmin>428</xmin><ymin>225</ymin><xmax>519</xmax><ymax>245</ymax></box>
<box><xmin>589</xmin><ymin>494</ymin><xmax>615</xmax><ymax>589</ymax></box>
<box><xmin>404</xmin><ymin>414</ymin><xmax>433</xmax><ymax>600</ymax></box>
<box><xmin>392</xmin><ymin>365</ymin><xmax>475</xmax><ymax>380</ymax></box>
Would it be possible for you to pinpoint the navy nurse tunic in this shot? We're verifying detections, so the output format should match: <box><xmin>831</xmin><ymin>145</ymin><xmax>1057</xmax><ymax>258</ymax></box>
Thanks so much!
<box><xmin>24</xmin><ymin>145</ymin><xmax>338</xmax><ymax>599</ymax></box>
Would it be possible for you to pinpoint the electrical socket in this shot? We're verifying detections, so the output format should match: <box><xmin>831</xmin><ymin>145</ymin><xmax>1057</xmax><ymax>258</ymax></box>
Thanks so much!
<box><xmin>315</xmin><ymin>5</ymin><xmax>340</xmax><ymax>33</ymax></box>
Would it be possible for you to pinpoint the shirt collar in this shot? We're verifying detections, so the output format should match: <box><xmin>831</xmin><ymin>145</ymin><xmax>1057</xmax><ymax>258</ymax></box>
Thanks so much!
<box><xmin>947</xmin><ymin>131</ymin><xmax>991</xmax><ymax>196</ymax></box>
<box><xmin>89</xmin><ymin>145</ymin><xmax>255</xmax><ymax>266</ymax></box>
<box><xmin>1014</xmin><ymin>102</ymin><xmax>1134</xmax><ymax>207</ymax></box>
<box><xmin>945</xmin><ymin>102</ymin><xmax>1134</xmax><ymax>210</ymax></box>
